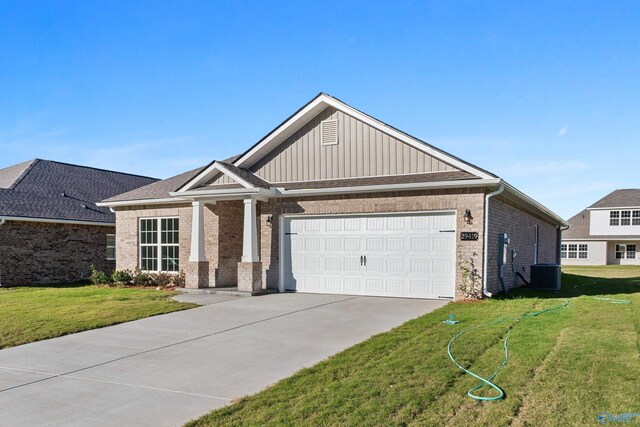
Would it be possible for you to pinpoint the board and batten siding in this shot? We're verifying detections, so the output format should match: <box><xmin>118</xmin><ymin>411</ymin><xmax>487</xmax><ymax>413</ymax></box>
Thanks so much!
<box><xmin>248</xmin><ymin>106</ymin><xmax>457</xmax><ymax>183</ymax></box>
<box><xmin>209</xmin><ymin>174</ymin><xmax>234</xmax><ymax>185</ymax></box>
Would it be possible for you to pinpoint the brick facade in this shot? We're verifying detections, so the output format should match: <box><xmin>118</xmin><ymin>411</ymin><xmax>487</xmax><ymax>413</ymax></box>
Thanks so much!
<box><xmin>0</xmin><ymin>220</ymin><xmax>115</xmax><ymax>286</ymax></box>
<box><xmin>114</xmin><ymin>201</ymin><xmax>243</xmax><ymax>287</ymax></box>
<box><xmin>114</xmin><ymin>188</ymin><xmax>560</xmax><ymax>300</ymax></box>
<box><xmin>486</xmin><ymin>195</ymin><xmax>560</xmax><ymax>294</ymax></box>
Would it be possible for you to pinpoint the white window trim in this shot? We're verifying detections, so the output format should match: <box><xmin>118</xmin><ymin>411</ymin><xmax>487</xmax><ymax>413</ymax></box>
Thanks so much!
<box><xmin>610</xmin><ymin>210</ymin><xmax>640</xmax><ymax>226</ymax></box>
<box><xmin>106</xmin><ymin>234</ymin><xmax>116</xmax><ymax>261</ymax></box>
<box><xmin>139</xmin><ymin>217</ymin><xmax>180</xmax><ymax>273</ymax></box>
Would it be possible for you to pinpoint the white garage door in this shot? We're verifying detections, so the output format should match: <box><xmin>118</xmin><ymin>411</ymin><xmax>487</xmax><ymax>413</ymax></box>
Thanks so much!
<box><xmin>282</xmin><ymin>212</ymin><xmax>456</xmax><ymax>299</ymax></box>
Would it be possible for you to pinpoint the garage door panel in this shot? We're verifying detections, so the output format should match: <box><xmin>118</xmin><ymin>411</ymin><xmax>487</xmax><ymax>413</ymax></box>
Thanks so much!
<box><xmin>344</xmin><ymin>218</ymin><xmax>361</xmax><ymax>231</ymax></box>
<box><xmin>344</xmin><ymin>278</ymin><xmax>362</xmax><ymax>292</ymax></box>
<box><xmin>433</xmin><ymin>236</ymin><xmax>454</xmax><ymax>252</ymax></box>
<box><xmin>410</xmin><ymin>237</ymin><xmax>431</xmax><ymax>252</ymax></box>
<box><xmin>284</xmin><ymin>213</ymin><xmax>455</xmax><ymax>299</ymax></box>
<box><xmin>344</xmin><ymin>238</ymin><xmax>361</xmax><ymax>251</ymax></box>
<box><xmin>385</xmin><ymin>237</ymin><xmax>405</xmax><ymax>252</ymax></box>
<box><xmin>304</xmin><ymin>257</ymin><xmax>323</xmax><ymax>270</ymax></box>
<box><xmin>365</xmin><ymin>279</ymin><xmax>384</xmax><ymax>293</ymax></box>
<box><xmin>386</xmin><ymin>259</ymin><xmax>405</xmax><ymax>273</ymax></box>
<box><xmin>410</xmin><ymin>259</ymin><xmax>430</xmax><ymax>273</ymax></box>
<box><xmin>325</xmin><ymin>238</ymin><xmax>342</xmax><ymax>251</ymax></box>
<box><xmin>366</xmin><ymin>238</ymin><xmax>384</xmax><ymax>251</ymax></box>
<box><xmin>325</xmin><ymin>258</ymin><xmax>343</xmax><ymax>270</ymax></box>
<box><xmin>344</xmin><ymin>258</ymin><xmax>362</xmax><ymax>271</ymax></box>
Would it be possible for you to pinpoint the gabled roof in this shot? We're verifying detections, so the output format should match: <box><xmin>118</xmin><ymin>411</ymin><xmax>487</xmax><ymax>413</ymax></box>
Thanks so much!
<box><xmin>97</xmin><ymin>93</ymin><xmax>565</xmax><ymax>226</ymax></box>
<box><xmin>231</xmin><ymin>93</ymin><xmax>497</xmax><ymax>179</ymax></box>
<box><xmin>0</xmin><ymin>159</ymin><xmax>157</xmax><ymax>224</ymax></box>
<box><xmin>0</xmin><ymin>159</ymin><xmax>37</xmax><ymax>189</ymax></box>
<box><xmin>588</xmin><ymin>189</ymin><xmax>640</xmax><ymax>209</ymax></box>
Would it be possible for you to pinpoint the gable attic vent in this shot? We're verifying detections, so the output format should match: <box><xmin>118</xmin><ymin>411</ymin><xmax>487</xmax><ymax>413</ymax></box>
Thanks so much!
<box><xmin>321</xmin><ymin>119</ymin><xmax>339</xmax><ymax>146</ymax></box>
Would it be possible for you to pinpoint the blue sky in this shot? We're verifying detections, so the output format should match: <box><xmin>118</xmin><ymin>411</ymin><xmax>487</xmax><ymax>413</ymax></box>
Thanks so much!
<box><xmin>1</xmin><ymin>1</ymin><xmax>638</xmax><ymax>219</ymax></box>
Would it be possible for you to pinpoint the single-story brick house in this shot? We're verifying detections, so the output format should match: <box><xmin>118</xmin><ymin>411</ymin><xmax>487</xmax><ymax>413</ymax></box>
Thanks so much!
<box><xmin>0</xmin><ymin>159</ymin><xmax>157</xmax><ymax>286</ymax></box>
<box><xmin>562</xmin><ymin>189</ymin><xmax>640</xmax><ymax>265</ymax></box>
<box><xmin>99</xmin><ymin>93</ymin><xmax>567</xmax><ymax>300</ymax></box>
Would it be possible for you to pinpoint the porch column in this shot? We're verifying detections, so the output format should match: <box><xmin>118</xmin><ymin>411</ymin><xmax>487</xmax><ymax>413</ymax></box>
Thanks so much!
<box><xmin>186</xmin><ymin>201</ymin><xmax>209</xmax><ymax>288</ymax></box>
<box><xmin>189</xmin><ymin>201</ymin><xmax>206</xmax><ymax>262</ymax></box>
<box><xmin>241</xmin><ymin>198</ymin><xmax>260</xmax><ymax>262</ymax></box>
<box><xmin>238</xmin><ymin>197</ymin><xmax>262</xmax><ymax>293</ymax></box>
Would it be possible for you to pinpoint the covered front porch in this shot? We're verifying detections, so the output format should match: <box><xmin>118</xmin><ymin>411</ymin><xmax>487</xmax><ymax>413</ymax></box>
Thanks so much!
<box><xmin>185</xmin><ymin>196</ymin><xmax>270</xmax><ymax>293</ymax></box>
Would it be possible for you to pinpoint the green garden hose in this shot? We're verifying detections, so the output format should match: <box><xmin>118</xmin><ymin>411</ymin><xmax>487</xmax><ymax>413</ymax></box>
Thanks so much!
<box><xmin>592</xmin><ymin>297</ymin><xmax>631</xmax><ymax>304</ymax></box>
<box><xmin>447</xmin><ymin>300</ymin><xmax>570</xmax><ymax>401</ymax></box>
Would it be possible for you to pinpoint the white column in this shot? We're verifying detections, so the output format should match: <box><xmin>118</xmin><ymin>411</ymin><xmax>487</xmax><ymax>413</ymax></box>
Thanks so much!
<box><xmin>189</xmin><ymin>201</ymin><xmax>206</xmax><ymax>262</ymax></box>
<box><xmin>241</xmin><ymin>197</ymin><xmax>260</xmax><ymax>262</ymax></box>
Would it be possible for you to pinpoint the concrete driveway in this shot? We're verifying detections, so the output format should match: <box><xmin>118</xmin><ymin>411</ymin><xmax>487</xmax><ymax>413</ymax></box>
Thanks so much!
<box><xmin>0</xmin><ymin>293</ymin><xmax>446</xmax><ymax>426</ymax></box>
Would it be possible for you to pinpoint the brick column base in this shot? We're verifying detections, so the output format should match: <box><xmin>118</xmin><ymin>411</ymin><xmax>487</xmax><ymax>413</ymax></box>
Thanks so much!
<box><xmin>237</xmin><ymin>262</ymin><xmax>262</xmax><ymax>293</ymax></box>
<box><xmin>186</xmin><ymin>261</ymin><xmax>210</xmax><ymax>289</ymax></box>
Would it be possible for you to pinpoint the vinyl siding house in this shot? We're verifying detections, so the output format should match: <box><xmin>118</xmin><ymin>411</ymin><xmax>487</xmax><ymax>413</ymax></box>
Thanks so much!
<box><xmin>0</xmin><ymin>159</ymin><xmax>157</xmax><ymax>286</ymax></box>
<box><xmin>99</xmin><ymin>93</ymin><xmax>567</xmax><ymax>300</ymax></box>
<box><xmin>562</xmin><ymin>189</ymin><xmax>640</xmax><ymax>266</ymax></box>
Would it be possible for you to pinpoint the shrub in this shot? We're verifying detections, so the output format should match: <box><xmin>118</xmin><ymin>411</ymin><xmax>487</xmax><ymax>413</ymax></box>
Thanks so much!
<box><xmin>111</xmin><ymin>269</ymin><xmax>133</xmax><ymax>286</ymax></box>
<box><xmin>457</xmin><ymin>252</ymin><xmax>483</xmax><ymax>299</ymax></box>
<box><xmin>89</xmin><ymin>265</ymin><xmax>110</xmax><ymax>286</ymax></box>
<box><xmin>132</xmin><ymin>269</ymin><xmax>155</xmax><ymax>287</ymax></box>
<box><xmin>152</xmin><ymin>272</ymin><xmax>173</xmax><ymax>288</ymax></box>
<box><xmin>173</xmin><ymin>270</ymin><xmax>186</xmax><ymax>288</ymax></box>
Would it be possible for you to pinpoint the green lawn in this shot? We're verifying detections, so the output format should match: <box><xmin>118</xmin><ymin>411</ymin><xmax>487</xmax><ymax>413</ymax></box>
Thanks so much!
<box><xmin>188</xmin><ymin>265</ymin><xmax>640</xmax><ymax>426</ymax></box>
<box><xmin>0</xmin><ymin>285</ymin><xmax>196</xmax><ymax>349</ymax></box>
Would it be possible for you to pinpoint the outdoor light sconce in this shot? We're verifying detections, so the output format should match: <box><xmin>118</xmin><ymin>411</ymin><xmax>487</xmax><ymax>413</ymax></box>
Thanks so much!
<box><xmin>463</xmin><ymin>209</ymin><xmax>473</xmax><ymax>225</ymax></box>
<box><xmin>266</xmin><ymin>215</ymin><xmax>273</xmax><ymax>227</ymax></box>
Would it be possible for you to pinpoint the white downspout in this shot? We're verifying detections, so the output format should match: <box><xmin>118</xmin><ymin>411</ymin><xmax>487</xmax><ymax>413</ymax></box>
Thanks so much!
<box><xmin>0</xmin><ymin>217</ymin><xmax>6</xmax><ymax>287</ymax></box>
<box><xmin>483</xmin><ymin>184</ymin><xmax>505</xmax><ymax>297</ymax></box>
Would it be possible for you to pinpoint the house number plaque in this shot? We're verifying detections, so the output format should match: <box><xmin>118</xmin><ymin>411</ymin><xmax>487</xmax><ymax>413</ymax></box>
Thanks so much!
<box><xmin>460</xmin><ymin>232</ymin><xmax>479</xmax><ymax>241</ymax></box>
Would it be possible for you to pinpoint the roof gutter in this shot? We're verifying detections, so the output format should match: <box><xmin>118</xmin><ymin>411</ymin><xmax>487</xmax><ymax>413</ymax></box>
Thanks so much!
<box><xmin>500</xmin><ymin>181</ymin><xmax>569</xmax><ymax>227</ymax></box>
<box><xmin>96</xmin><ymin>197</ymin><xmax>187</xmax><ymax>208</ymax></box>
<box><xmin>482</xmin><ymin>184</ymin><xmax>505</xmax><ymax>298</ymax></box>
<box><xmin>277</xmin><ymin>178</ymin><xmax>502</xmax><ymax>197</ymax></box>
<box><xmin>0</xmin><ymin>216</ymin><xmax>113</xmax><ymax>227</ymax></box>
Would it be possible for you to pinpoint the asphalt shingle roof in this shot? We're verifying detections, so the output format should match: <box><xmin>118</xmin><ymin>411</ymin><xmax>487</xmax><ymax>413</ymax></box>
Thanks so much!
<box><xmin>103</xmin><ymin>166</ymin><xmax>206</xmax><ymax>202</ymax></box>
<box><xmin>0</xmin><ymin>159</ymin><xmax>158</xmax><ymax>223</ymax></box>
<box><xmin>588</xmin><ymin>189</ymin><xmax>640</xmax><ymax>209</ymax></box>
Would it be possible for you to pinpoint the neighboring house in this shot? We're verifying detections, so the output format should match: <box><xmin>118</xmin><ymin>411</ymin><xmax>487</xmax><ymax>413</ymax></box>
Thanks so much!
<box><xmin>0</xmin><ymin>159</ymin><xmax>157</xmax><ymax>286</ymax></box>
<box><xmin>99</xmin><ymin>93</ymin><xmax>567</xmax><ymax>300</ymax></box>
<box><xmin>562</xmin><ymin>189</ymin><xmax>640</xmax><ymax>266</ymax></box>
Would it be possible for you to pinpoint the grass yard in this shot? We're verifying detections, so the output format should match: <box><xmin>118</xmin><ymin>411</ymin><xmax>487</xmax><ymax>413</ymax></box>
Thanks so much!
<box><xmin>0</xmin><ymin>285</ymin><xmax>196</xmax><ymax>349</ymax></box>
<box><xmin>188</xmin><ymin>265</ymin><xmax>640</xmax><ymax>426</ymax></box>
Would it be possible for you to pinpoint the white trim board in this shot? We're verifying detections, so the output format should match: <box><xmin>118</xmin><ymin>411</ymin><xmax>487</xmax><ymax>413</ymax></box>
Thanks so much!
<box><xmin>177</xmin><ymin>161</ymin><xmax>255</xmax><ymax>193</ymax></box>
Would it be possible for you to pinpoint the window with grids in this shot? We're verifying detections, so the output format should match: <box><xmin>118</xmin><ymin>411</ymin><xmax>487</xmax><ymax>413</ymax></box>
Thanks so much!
<box><xmin>633</xmin><ymin>211</ymin><xmax>640</xmax><ymax>225</ymax></box>
<box><xmin>567</xmin><ymin>244</ymin><xmax>578</xmax><ymax>259</ymax></box>
<box><xmin>561</xmin><ymin>244</ymin><xmax>567</xmax><ymax>259</ymax></box>
<box><xmin>610</xmin><ymin>211</ymin><xmax>620</xmax><ymax>226</ymax></box>
<box><xmin>106</xmin><ymin>234</ymin><xmax>116</xmax><ymax>260</ymax></box>
<box><xmin>139</xmin><ymin>218</ymin><xmax>179</xmax><ymax>272</ymax></box>
<box><xmin>621</xmin><ymin>210</ymin><xmax>631</xmax><ymax>226</ymax></box>
<box><xmin>615</xmin><ymin>244</ymin><xmax>626</xmax><ymax>259</ymax></box>
<box><xmin>627</xmin><ymin>244</ymin><xmax>637</xmax><ymax>259</ymax></box>
<box><xmin>578</xmin><ymin>244</ymin><xmax>588</xmax><ymax>259</ymax></box>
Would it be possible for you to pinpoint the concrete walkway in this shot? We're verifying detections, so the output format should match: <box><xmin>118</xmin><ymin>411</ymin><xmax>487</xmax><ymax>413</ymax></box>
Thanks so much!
<box><xmin>0</xmin><ymin>293</ymin><xmax>446</xmax><ymax>426</ymax></box>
